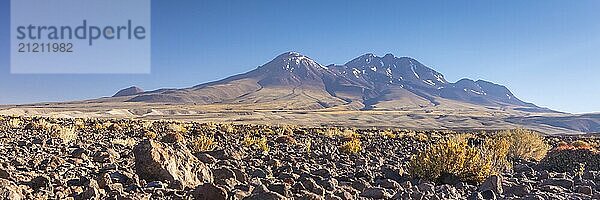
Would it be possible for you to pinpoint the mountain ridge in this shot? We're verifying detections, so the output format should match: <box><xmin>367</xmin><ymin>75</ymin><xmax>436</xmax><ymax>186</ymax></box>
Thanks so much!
<box><xmin>114</xmin><ymin>51</ymin><xmax>549</xmax><ymax>113</ymax></box>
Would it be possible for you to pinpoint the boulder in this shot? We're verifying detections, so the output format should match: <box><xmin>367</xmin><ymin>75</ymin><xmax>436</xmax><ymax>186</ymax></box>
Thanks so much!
<box><xmin>133</xmin><ymin>139</ymin><xmax>213</xmax><ymax>189</ymax></box>
<box><xmin>478</xmin><ymin>175</ymin><xmax>502</xmax><ymax>194</ymax></box>
<box><xmin>190</xmin><ymin>183</ymin><xmax>228</xmax><ymax>200</ymax></box>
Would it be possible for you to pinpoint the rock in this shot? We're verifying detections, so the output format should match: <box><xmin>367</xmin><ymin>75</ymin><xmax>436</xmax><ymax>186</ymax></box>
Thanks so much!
<box><xmin>503</xmin><ymin>184</ymin><xmax>530</xmax><ymax>197</ymax></box>
<box><xmin>0</xmin><ymin>179</ymin><xmax>24</xmax><ymax>200</ymax></box>
<box><xmin>480</xmin><ymin>190</ymin><xmax>496</xmax><ymax>200</ymax></box>
<box><xmin>312</xmin><ymin>168</ymin><xmax>332</xmax><ymax>178</ymax></box>
<box><xmin>145</xmin><ymin>181</ymin><xmax>165</xmax><ymax>189</ymax></box>
<box><xmin>133</xmin><ymin>140</ymin><xmax>213</xmax><ymax>189</ymax></box>
<box><xmin>352</xmin><ymin>178</ymin><xmax>371</xmax><ymax>192</ymax></box>
<box><xmin>268</xmin><ymin>183</ymin><xmax>290</xmax><ymax>197</ymax></box>
<box><xmin>438</xmin><ymin>172</ymin><xmax>461</xmax><ymax>185</ymax></box>
<box><xmin>252</xmin><ymin>168</ymin><xmax>269</xmax><ymax>178</ymax></box>
<box><xmin>29</xmin><ymin>175</ymin><xmax>51</xmax><ymax>190</ymax></box>
<box><xmin>70</xmin><ymin>148</ymin><xmax>88</xmax><ymax>159</ymax></box>
<box><xmin>540</xmin><ymin>178</ymin><xmax>574</xmax><ymax>190</ymax></box>
<box><xmin>478</xmin><ymin>175</ymin><xmax>502</xmax><ymax>194</ymax></box>
<box><xmin>539</xmin><ymin>185</ymin><xmax>565</xmax><ymax>193</ymax></box>
<box><xmin>381</xmin><ymin>166</ymin><xmax>404</xmax><ymax>182</ymax></box>
<box><xmin>190</xmin><ymin>183</ymin><xmax>228</xmax><ymax>200</ymax></box>
<box><xmin>195</xmin><ymin>153</ymin><xmax>217</xmax><ymax>164</ymax></box>
<box><xmin>275</xmin><ymin>135</ymin><xmax>296</xmax><ymax>144</ymax></box>
<box><xmin>302</xmin><ymin>178</ymin><xmax>325</xmax><ymax>196</ymax></box>
<box><xmin>376</xmin><ymin>179</ymin><xmax>399</xmax><ymax>190</ymax></box>
<box><xmin>299</xmin><ymin>191</ymin><xmax>323</xmax><ymax>200</ymax></box>
<box><xmin>575</xmin><ymin>185</ymin><xmax>593</xmax><ymax>195</ymax></box>
<box><xmin>360</xmin><ymin>187</ymin><xmax>391</xmax><ymax>199</ymax></box>
<box><xmin>207</xmin><ymin>149</ymin><xmax>243</xmax><ymax>161</ymax></box>
<box><xmin>214</xmin><ymin>167</ymin><xmax>237</xmax><ymax>180</ymax></box>
<box><xmin>467</xmin><ymin>192</ymin><xmax>484</xmax><ymax>200</ymax></box>
<box><xmin>92</xmin><ymin>149</ymin><xmax>119</xmax><ymax>163</ymax></box>
<box><xmin>418</xmin><ymin>182</ymin><xmax>435</xmax><ymax>193</ymax></box>
<box><xmin>67</xmin><ymin>176</ymin><xmax>91</xmax><ymax>187</ymax></box>
<box><xmin>77</xmin><ymin>179</ymin><xmax>102</xmax><ymax>200</ymax></box>
<box><xmin>0</xmin><ymin>166</ymin><xmax>11</xmax><ymax>180</ymax></box>
<box><xmin>243</xmin><ymin>191</ymin><xmax>287</xmax><ymax>200</ymax></box>
<box><xmin>161</xmin><ymin>132</ymin><xmax>184</xmax><ymax>144</ymax></box>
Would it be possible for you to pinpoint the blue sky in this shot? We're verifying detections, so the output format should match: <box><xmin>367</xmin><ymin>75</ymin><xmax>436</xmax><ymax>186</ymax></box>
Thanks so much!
<box><xmin>1</xmin><ymin>0</ymin><xmax>599</xmax><ymax>113</ymax></box>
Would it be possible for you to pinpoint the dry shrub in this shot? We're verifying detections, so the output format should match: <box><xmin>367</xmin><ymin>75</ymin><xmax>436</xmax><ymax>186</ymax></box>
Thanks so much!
<box><xmin>8</xmin><ymin>118</ymin><xmax>22</xmax><ymax>129</ymax></box>
<box><xmin>143</xmin><ymin>131</ymin><xmax>157</xmax><ymax>139</ymax></box>
<box><xmin>414</xmin><ymin>132</ymin><xmax>429</xmax><ymax>142</ymax></box>
<box><xmin>50</xmin><ymin>125</ymin><xmax>77</xmax><ymax>143</ymax></box>
<box><xmin>409</xmin><ymin>134</ymin><xmax>510</xmax><ymax>184</ymax></box>
<box><xmin>496</xmin><ymin>129</ymin><xmax>550</xmax><ymax>161</ymax></box>
<box><xmin>74</xmin><ymin>119</ymin><xmax>86</xmax><ymax>129</ymax></box>
<box><xmin>380</xmin><ymin>129</ymin><xmax>397</xmax><ymax>139</ymax></box>
<box><xmin>112</xmin><ymin>138</ymin><xmax>137</xmax><ymax>147</ymax></box>
<box><xmin>571</xmin><ymin>140</ymin><xmax>594</xmax><ymax>150</ymax></box>
<box><xmin>28</xmin><ymin>119</ymin><xmax>53</xmax><ymax>131</ymax></box>
<box><xmin>141</xmin><ymin>120</ymin><xmax>154</xmax><ymax>130</ymax></box>
<box><xmin>190</xmin><ymin>135</ymin><xmax>216</xmax><ymax>153</ymax></box>
<box><xmin>275</xmin><ymin>125</ymin><xmax>295</xmax><ymax>135</ymax></box>
<box><xmin>340</xmin><ymin>139</ymin><xmax>362</xmax><ymax>155</ymax></box>
<box><xmin>242</xmin><ymin>137</ymin><xmax>269</xmax><ymax>152</ymax></box>
<box><xmin>168</xmin><ymin>123</ymin><xmax>187</xmax><ymax>133</ymax></box>
<box><xmin>340</xmin><ymin>129</ymin><xmax>360</xmax><ymax>142</ymax></box>
<box><xmin>319</xmin><ymin>128</ymin><xmax>339</xmax><ymax>138</ymax></box>
<box><xmin>220</xmin><ymin>123</ymin><xmax>235</xmax><ymax>134</ymax></box>
<box><xmin>305</xmin><ymin>138</ymin><xmax>312</xmax><ymax>153</ymax></box>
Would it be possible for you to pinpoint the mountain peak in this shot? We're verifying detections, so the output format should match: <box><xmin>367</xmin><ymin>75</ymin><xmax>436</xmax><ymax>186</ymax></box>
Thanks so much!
<box><xmin>113</xmin><ymin>86</ymin><xmax>143</xmax><ymax>97</ymax></box>
<box><xmin>276</xmin><ymin>51</ymin><xmax>304</xmax><ymax>58</ymax></box>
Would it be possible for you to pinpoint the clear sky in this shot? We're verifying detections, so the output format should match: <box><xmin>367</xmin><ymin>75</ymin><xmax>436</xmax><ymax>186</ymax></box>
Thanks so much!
<box><xmin>1</xmin><ymin>0</ymin><xmax>599</xmax><ymax>114</ymax></box>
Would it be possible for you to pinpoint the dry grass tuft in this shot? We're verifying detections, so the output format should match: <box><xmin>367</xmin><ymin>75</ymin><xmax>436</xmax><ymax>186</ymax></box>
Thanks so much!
<box><xmin>242</xmin><ymin>136</ymin><xmax>269</xmax><ymax>152</ymax></box>
<box><xmin>144</xmin><ymin>131</ymin><xmax>157</xmax><ymax>139</ymax></box>
<box><xmin>50</xmin><ymin>125</ymin><xmax>77</xmax><ymax>143</ymax></box>
<box><xmin>339</xmin><ymin>139</ymin><xmax>362</xmax><ymax>155</ymax></box>
<box><xmin>190</xmin><ymin>135</ymin><xmax>216</xmax><ymax>153</ymax></box>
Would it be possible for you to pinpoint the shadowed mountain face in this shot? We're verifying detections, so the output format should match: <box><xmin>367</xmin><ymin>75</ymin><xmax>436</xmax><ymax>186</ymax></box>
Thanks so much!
<box><xmin>117</xmin><ymin>52</ymin><xmax>545</xmax><ymax>111</ymax></box>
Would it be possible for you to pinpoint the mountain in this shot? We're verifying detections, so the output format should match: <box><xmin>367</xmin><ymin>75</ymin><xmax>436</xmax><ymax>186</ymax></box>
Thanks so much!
<box><xmin>112</xmin><ymin>52</ymin><xmax>547</xmax><ymax>112</ymax></box>
<box><xmin>113</xmin><ymin>86</ymin><xmax>144</xmax><ymax>97</ymax></box>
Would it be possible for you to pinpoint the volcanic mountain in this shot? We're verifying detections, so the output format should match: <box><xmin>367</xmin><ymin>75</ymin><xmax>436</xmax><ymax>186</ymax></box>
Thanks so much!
<box><xmin>105</xmin><ymin>52</ymin><xmax>549</xmax><ymax>112</ymax></box>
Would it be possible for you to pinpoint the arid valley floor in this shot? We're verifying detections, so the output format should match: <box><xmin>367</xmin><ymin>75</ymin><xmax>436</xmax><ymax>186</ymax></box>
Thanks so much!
<box><xmin>0</xmin><ymin>115</ymin><xmax>599</xmax><ymax>200</ymax></box>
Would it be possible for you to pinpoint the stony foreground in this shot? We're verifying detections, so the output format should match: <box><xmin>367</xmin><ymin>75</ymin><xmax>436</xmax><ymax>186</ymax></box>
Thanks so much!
<box><xmin>0</xmin><ymin>117</ymin><xmax>599</xmax><ymax>200</ymax></box>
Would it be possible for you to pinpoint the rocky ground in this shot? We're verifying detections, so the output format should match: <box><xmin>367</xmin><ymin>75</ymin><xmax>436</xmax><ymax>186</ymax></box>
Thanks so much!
<box><xmin>0</xmin><ymin>116</ymin><xmax>599</xmax><ymax>200</ymax></box>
